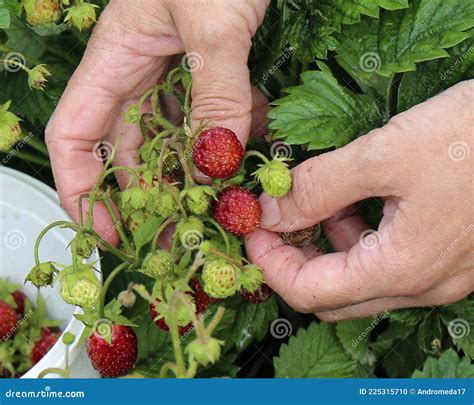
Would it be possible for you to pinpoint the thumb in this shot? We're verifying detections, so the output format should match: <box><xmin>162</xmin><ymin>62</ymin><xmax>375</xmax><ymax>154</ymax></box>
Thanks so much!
<box><xmin>260</xmin><ymin>128</ymin><xmax>401</xmax><ymax>232</ymax></box>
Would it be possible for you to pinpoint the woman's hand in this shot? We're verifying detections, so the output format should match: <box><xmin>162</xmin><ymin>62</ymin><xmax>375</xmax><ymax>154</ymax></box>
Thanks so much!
<box><xmin>246</xmin><ymin>80</ymin><xmax>474</xmax><ymax>320</ymax></box>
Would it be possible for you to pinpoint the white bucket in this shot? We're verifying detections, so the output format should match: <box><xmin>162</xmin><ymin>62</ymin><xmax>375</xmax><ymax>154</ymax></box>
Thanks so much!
<box><xmin>0</xmin><ymin>167</ymin><xmax>100</xmax><ymax>378</ymax></box>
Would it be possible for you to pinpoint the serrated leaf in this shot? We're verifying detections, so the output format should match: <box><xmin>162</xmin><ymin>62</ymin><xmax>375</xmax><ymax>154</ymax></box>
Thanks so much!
<box><xmin>388</xmin><ymin>307</ymin><xmax>432</xmax><ymax>326</ymax></box>
<box><xmin>4</xmin><ymin>17</ymin><xmax>46</xmax><ymax>59</ymax></box>
<box><xmin>336</xmin><ymin>316</ymin><xmax>383</xmax><ymax>365</ymax></box>
<box><xmin>371</xmin><ymin>320</ymin><xmax>414</xmax><ymax>358</ymax></box>
<box><xmin>319</xmin><ymin>0</ymin><xmax>409</xmax><ymax>29</ymax></box>
<box><xmin>443</xmin><ymin>298</ymin><xmax>474</xmax><ymax>358</ymax></box>
<box><xmin>398</xmin><ymin>35</ymin><xmax>474</xmax><ymax>111</ymax></box>
<box><xmin>268</xmin><ymin>62</ymin><xmax>382</xmax><ymax>149</ymax></box>
<box><xmin>412</xmin><ymin>349</ymin><xmax>474</xmax><ymax>378</ymax></box>
<box><xmin>336</xmin><ymin>0</ymin><xmax>474</xmax><ymax>95</ymax></box>
<box><xmin>274</xmin><ymin>322</ymin><xmax>357</xmax><ymax>377</ymax></box>
<box><xmin>417</xmin><ymin>314</ymin><xmax>444</xmax><ymax>355</ymax></box>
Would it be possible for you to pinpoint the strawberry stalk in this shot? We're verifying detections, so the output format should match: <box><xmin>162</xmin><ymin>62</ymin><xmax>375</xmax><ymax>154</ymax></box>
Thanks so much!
<box><xmin>98</xmin><ymin>263</ymin><xmax>130</xmax><ymax>319</ymax></box>
<box><xmin>204</xmin><ymin>218</ymin><xmax>231</xmax><ymax>256</ymax></box>
<box><xmin>101</xmin><ymin>193</ymin><xmax>134</xmax><ymax>255</ymax></box>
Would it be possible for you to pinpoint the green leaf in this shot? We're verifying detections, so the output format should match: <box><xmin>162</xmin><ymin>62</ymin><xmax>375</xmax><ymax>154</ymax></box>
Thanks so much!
<box><xmin>274</xmin><ymin>322</ymin><xmax>358</xmax><ymax>378</ymax></box>
<box><xmin>226</xmin><ymin>296</ymin><xmax>278</xmax><ymax>352</ymax></box>
<box><xmin>319</xmin><ymin>0</ymin><xmax>409</xmax><ymax>29</ymax></box>
<box><xmin>268</xmin><ymin>62</ymin><xmax>382</xmax><ymax>149</ymax></box>
<box><xmin>388</xmin><ymin>307</ymin><xmax>432</xmax><ymax>326</ymax></box>
<box><xmin>336</xmin><ymin>316</ymin><xmax>385</xmax><ymax>365</ymax></box>
<box><xmin>398</xmin><ymin>35</ymin><xmax>474</xmax><ymax>111</ymax></box>
<box><xmin>4</xmin><ymin>17</ymin><xmax>46</xmax><ymax>59</ymax></box>
<box><xmin>133</xmin><ymin>217</ymin><xmax>165</xmax><ymax>256</ymax></box>
<box><xmin>417</xmin><ymin>314</ymin><xmax>444</xmax><ymax>355</ymax></box>
<box><xmin>383</xmin><ymin>333</ymin><xmax>427</xmax><ymax>377</ymax></box>
<box><xmin>443</xmin><ymin>298</ymin><xmax>474</xmax><ymax>358</ymax></box>
<box><xmin>336</xmin><ymin>0</ymin><xmax>474</xmax><ymax>94</ymax></box>
<box><xmin>412</xmin><ymin>349</ymin><xmax>474</xmax><ymax>378</ymax></box>
<box><xmin>0</xmin><ymin>8</ymin><xmax>10</xmax><ymax>29</ymax></box>
<box><xmin>371</xmin><ymin>320</ymin><xmax>414</xmax><ymax>358</ymax></box>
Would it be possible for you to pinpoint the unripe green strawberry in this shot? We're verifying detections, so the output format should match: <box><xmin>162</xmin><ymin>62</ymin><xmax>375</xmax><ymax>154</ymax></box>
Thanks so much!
<box><xmin>27</xmin><ymin>64</ymin><xmax>51</xmax><ymax>91</ymax></box>
<box><xmin>64</xmin><ymin>1</ymin><xmax>98</xmax><ymax>31</ymax></box>
<box><xmin>74</xmin><ymin>233</ymin><xmax>99</xmax><ymax>258</ymax></box>
<box><xmin>240</xmin><ymin>264</ymin><xmax>263</xmax><ymax>293</ymax></box>
<box><xmin>119</xmin><ymin>187</ymin><xmax>150</xmax><ymax>211</ymax></box>
<box><xmin>186</xmin><ymin>336</ymin><xmax>224</xmax><ymax>367</ymax></box>
<box><xmin>253</xmin><ymin>159</ymin><xmax>292</xmax><ymax>198</ymax></box>
<box><xmin>26</xmin><ymin>262</ymin><xmax>57</xmax><ymax>287</ymax></box>
<box><xmin>147</xmin><ymin>187</ymin><xmax>175</xmax><ymax>217</ymax></box>
<box><xmin>126</xmin><ymin>210</ymin><xmax>148</xmax><ymax>234</ymax></box>
<box><xmin>140</xmin><ymin>250</ymin><xmax>175</xmax><ymax>279</ymax></box>
<box><xmin>181</xmin><ymin>186</ymin><xmax>216</xmax><ymax>215</ymax></box>
<box><xmin>59</xmin><ymin>266</ymin><xmax>101</xmax><ymax>309</ymax></box>
<box><xmin>24</xmin><ymin>0</ymin><xmax>61</xmax><ymax>26</ymax></box>
<box><xmin>0</xmin><ymin>101</ymin><xmax>22</xmax><ymax>153</ymax></box>
<box><xmin>202</xmin><ymin>259</ymin><xmax>241</xmax><ymax>299</ymax></box>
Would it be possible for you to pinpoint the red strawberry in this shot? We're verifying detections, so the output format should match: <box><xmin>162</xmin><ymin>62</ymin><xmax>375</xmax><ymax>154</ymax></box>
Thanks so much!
<box><xmin>31</xmin><ymin>328</ymin><xmax>58</xmax><ymax>364</ymax></box>
<box><xmin>11</xmin><ymin>290</ymin><xmax>27</xmax><ymax>316</ymax></box>
<box><xmin>192</xmin><ymin>127</ymin><xmax>243</xmax><ymax>178</ymax></box>
<box><xmin>149</xmin><ymin>304</ymin><xmax>193</xmax><ymax>335</ymax></box>
<box><xmin>86</xmin><ymin>325</ymin><xmax>138</xmax><ymax>378</ymax></box>
<box><xmin>241</xmin><ymin>284</ymin><xmax>274</xmax><ymax>304</ymax></box>
<box><xmin>212</xmin><ymin>186</ymin><xmax>261</xmax><ymax>235</ymax></box>
<box><xmin>189</xmin><ymin>278</ymin><xmax>220</xmax><ymax>313</ymax></box>
<box><xmin>0</xmin><ymin>301</ymin><xmax>18</xmax><ymax>341</ymax></box>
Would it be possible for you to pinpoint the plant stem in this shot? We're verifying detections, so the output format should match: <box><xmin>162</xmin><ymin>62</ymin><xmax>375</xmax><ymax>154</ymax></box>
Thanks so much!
<box><xmin>168</xmin><ymin>302</ymin><xmax>186</xmax><ymax>378</ymax></box>
<box><xmin>101</xmin><ymin>193</ymin><xmax>134</xmax><ymax>254</ymax></box>
<box><xmin>9</xmin><ymin>151</ymin><xmax>51</xmax><ymax>167</ymax></box>
<box><xmin>22</xmin><ymin>133</ymin><xmax>49</xmax><ymax>156</ymax></box>
<box><xmin>176</xmin><ymin>143</ymin><xmax>195</xmax><ymax>187</ymax></box>
<box><xmin>151</xmin><ymin>217</ymin><xmax>177</xmax><ymax>251</ymax></box>
<box><xmin>205</xmin><ymin>306</ymin><xmax>225</xmax><ymax>335</ymax></box>
<box><xmin>98</xmin><ymin>263</ymin><xmax>129</xmax><ymax>319</ymax></box>
<box><xmin>34</xmin><ymin>221</ymin><xmax>78</xmax><ymax>266</ymax></box>
<box><xmin>205</xmin><ymin>219</ymin><xmax>231</xmax><ymax>256</ymax></box>
<box><xmin>244</xmin><ymin>150</ymin><xmax>270</xmax><ymax>165</ymax></box>
<box><xmin>160</xmin><ymin>362</ymin><xmax>178</xmax><ymax>378</ymax></box>
<box><xmin>186</xmin><ymin>360</ymin><xmax>199</xmax><ymax>378</ymax></box>
<box><xmin>37</xmin><ymin>368</ymin><xmax>70</xmax><ymax>379</ymax></box>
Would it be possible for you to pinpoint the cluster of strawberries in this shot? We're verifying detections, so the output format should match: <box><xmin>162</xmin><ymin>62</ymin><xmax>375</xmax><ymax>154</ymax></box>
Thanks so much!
<box><xmin>0</xmin><ymin>281</ymin><xmax>59</xmax><ymax>377</ymax></box>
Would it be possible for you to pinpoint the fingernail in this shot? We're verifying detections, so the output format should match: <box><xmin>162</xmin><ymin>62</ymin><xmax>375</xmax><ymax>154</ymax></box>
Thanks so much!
<box><xmin>260</xmin><ymin>196</ymin><xmax>281</xmax><ymax>228</ymax></box>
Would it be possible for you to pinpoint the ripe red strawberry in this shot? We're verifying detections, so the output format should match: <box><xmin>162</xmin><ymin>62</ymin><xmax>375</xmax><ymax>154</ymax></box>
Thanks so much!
<box><xmin>192</xmin><ymin>127</ymin><xmax>243</xmax><ymax>178</ymax></box>
<box><xmin>149</xmin><ymin>304</ymin><xmax>193</xmax><ymax>335</ymax></box>
<box><xmin>189</xmin><ymin>278</ymin><xmax>220</xmax><ymax>313</ymax></box>
<box><xmin>0</xmin><ymin>301</ymin><xmax>18</xmax><ymax>341</ymax></box>
<box><xmin>31</xmin><ymin>328</ymin><xmax>58</xmax><ymax>364</ymax></box>
<box><xmin>11</xmin><ymin>290</ymin><xmax>27</xmax><ymax>316</ymax></box>
<box><xmin>241</xmin><ymin>284</ymin><xmax>274</xmax><ymax>304</ymax></box>
<box><xmin>212</xmin><ymin>186</ymin><xmax>261</xmax><ymax>235</ymax></box>
<box><xmin>86</xmin><ymin>325</ymin><xmax>138</xmax><ymax>378</ymax></box>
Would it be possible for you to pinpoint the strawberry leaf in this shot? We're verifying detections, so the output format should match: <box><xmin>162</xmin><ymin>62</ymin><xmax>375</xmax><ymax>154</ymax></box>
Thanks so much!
<box><xmin>398</xmin><ymin>35</ymin><xmax>474</xmax><ymax>112</ymax></box>
<box><xmin>336</xmin><ymin>0</ymin><xmax>474</xmax><ymax>95</ymax></box>
<box><xmin>274</xmin><ymin>322</ymin><xmax>357</xmax><ymax>377</ymax></box>
<box><xmin>412</xmin><ymin>349</ymin><xmax>474</xmax><ymax>378</ymax></box>
<box><xmin>268</xmin><ymin>62</ymin><xmax>382</xmax><ymax>149</ymax></box>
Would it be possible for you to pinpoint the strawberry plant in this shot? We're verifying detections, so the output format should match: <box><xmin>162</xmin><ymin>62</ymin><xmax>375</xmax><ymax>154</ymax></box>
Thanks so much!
<box><xmin>1</xmin><ymin>0</ymin><xmax>473</xmax><ymax>378</ymax></box>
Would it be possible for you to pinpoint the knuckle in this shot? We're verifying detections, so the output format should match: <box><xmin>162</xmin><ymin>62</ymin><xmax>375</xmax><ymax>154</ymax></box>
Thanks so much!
<box><xmin>192</xmin><ymin>94</ymin><xmax>251</xmax><ymax>123</ymax></box>
<box><xmin>291</xmin><ymin>162</ymin><xmax>322</xmax><ymax>219</ymax></box>
<box><xmin>315</xmin><ymin>311</ymin><xmax>341</xmax><ymax>323</ymax></box>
